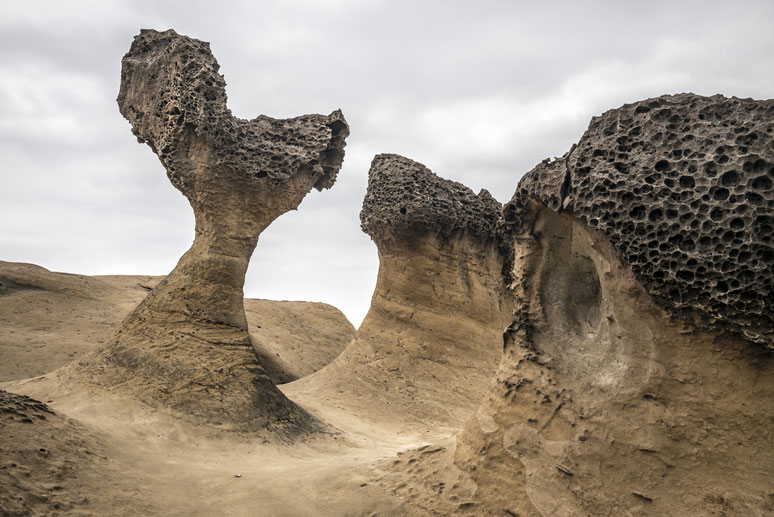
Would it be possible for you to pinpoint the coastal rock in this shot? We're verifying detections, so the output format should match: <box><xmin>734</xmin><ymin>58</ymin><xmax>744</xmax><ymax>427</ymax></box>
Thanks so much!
<box><xmin>507</xmin><ymin>93</ymin><xmax>774</xmax><ymax>348</ymax></box>
<box><xmin>381</xmin><ymin>94</ymin><xmax>774</xmax><ymax>516</ymax></box>
<box><xmin>284</xmin><ymin>155</ymin><xmax>513</xmax><ymax>433</ymax></box>
<box><xmin>73</xmin><ymin>29</ymin><xmax>349</xmax><ymax>434</ymax></box>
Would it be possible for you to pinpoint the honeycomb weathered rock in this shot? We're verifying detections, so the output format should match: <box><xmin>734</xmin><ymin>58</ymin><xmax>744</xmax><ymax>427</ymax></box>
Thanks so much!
<box><xmin>360</xmin><ymin>154</ymin><xmax>504</xmax><ymax>245</ymax></box>
<box><xmin>285</xmin><ymin>154</ymin><xmax>514</xmax><ymax>433</ymax></box>
<box><xmin>507</xmin><ymin>93</ymin><xmax>774</xmax><ymax>348</ymax></box>
<box><xmin>118</xmin><ymin>29</ymin><xmax>347</xmax><ymax>193</ymax></box>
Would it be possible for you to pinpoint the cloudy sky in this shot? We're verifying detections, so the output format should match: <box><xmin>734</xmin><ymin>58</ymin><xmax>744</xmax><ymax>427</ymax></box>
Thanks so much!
<box><xmin>1</xmin><ymin>0</ymin><xmax>773</xmax><ymax>326</ymax></box>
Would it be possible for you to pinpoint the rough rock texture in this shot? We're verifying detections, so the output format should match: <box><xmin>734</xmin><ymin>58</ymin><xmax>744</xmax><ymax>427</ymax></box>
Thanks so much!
<box><xmin>506</xmin><ymin>93</ymin><xmax>774</xmax><ymax>348</ymax></box>
<box><xmin>70</xmin><ymin>29</ymin><xmax>348</xmax><ymax>434</ymax></box>
<box><xmin>379</xmin><ymin>94</ymin><xmax>774</xmax><ymax>516</ymax></box>
<box><xmin>361</xmin><ymin>154</ymin><xmax>504</xmax><ymax>244</ymax></box>
<box><xmin>0</xmin><ymin>261</ymin><xmax>162</xmax><ymax>382</ymax></box>
<box><xmin>284</xmin><ymin>155</ymin><xmax>513</xmax><ymax>435</ymax></box>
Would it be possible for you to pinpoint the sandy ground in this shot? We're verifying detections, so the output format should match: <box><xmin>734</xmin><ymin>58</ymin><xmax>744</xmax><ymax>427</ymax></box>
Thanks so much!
<box><xmin>0</xmin><ymin>261</ymin><xmax>354</xmax><ymax>384</ymax></box>
<box><xmin>1</xmin><ymin>261</ymin><xmax>469</xmax><ymax>516</ymax></box>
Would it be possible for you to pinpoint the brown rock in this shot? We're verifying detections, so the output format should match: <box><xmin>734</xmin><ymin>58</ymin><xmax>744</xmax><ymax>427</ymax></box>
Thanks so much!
<box><xmin>386</xmin><ymin>94</ymin><xmax>774</xmax><ymax>516</ymax></box>
<box><xmin>0</xmin><ymin>390</ymin><xmax>109</xmax><ymax>516</ymax></box>
<box><xmin>285</xmin><ymin>155</ymin><xmax>513</xmax><ymax>434</ymax></box>
<box><xmin>506</xmin><ymin>93</ymin><xmax>774</xmax><ymax>348</ymax></box>
<box><xmin>0</xmin><ymin>261</ymin><xmax>355</xmax><ymax>384</ymax></box>
<box><xmin>71</xmin><ymin>29</ymin><xmax>349</xmax><ymax>434</ymax></box>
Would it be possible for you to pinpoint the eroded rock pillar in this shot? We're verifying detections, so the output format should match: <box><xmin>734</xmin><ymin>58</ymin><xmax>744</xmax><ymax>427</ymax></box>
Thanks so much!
<box><xmin>285</xmin><ymin>154</ymin><xmax>513</xmax><ymax>433</ymax></box>
<box><xmin>75</xmin><ymin>29</ymin><xmax>349</xmax><ymax>434</ymax></box>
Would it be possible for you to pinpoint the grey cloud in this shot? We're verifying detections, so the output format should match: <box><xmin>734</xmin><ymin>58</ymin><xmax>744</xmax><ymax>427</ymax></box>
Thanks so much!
<box><xmin>1</xmin><ymin>0</ymin><xmax>773</xmax><ymax>326</ymax></box>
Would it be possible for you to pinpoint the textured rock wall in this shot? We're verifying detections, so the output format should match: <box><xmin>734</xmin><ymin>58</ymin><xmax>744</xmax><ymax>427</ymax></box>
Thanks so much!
<box><xmin>507</xmin><ymin>94</ymin><xmax>774</xmax><ymax>348</ymax></box>
<box><xmin>71</xmin><ymin>29</ymin><xmax>348</xmax><ymax>434</ymax></box>
<box><xmin>379</xmin><ymin>94</ymin><xmax>774</xmax><ymax>515</ymax></box>
<box><xmin>284</xmin><ymin>155</ymin><xmax>513</xmax><ymax>434</ymax></box>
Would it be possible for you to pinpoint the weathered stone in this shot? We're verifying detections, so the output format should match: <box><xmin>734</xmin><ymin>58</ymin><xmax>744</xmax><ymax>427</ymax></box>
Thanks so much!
<box><xmin>361</xmin><ymin>154</ymin><xmax>504</xmax><ymax>245</ymax></box>
<box><xmin>74</xmin><ymin>29</ymin><xmax>348</xmax><ymax>434</ymax></box>
<box><xmin>380</xmin><ymin>95</ymin><xmax>774</xmax><ymax>516</ymax></box>
<box><xmin>285</xmin><ymin>155</ymin><xmax>513</xmax><ymax>434</ymax></box>
<box><xmin>507</xmin><ymin>93</ymin><xmax>774</xmax><ymax>348</ymax></box>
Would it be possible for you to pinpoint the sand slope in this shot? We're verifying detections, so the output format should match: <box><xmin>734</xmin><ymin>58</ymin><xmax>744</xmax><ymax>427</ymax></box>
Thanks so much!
<box><xmin>0</xmin><ymin>261</ymin><xmax>354</xmax><ymax>384</ymax></box>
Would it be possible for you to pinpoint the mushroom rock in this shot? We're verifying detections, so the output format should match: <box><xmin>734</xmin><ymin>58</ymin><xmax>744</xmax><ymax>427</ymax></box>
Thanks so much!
<box><xmin>71</xmin><ymin>29</ymin><xmax>348</xmax><ymax>434</ymax></box>
<box><xmin>379</xmin><ymin>95</ymin><xmax>774</xmax><ymax>515</ymax></box>
<box><xmin>284</xmin><ymin>154</ymin><xmax>514</xmax><ymax>434</ymax></box>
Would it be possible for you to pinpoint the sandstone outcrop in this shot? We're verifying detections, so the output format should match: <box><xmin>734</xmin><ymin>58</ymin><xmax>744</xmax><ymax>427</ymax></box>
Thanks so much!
<box><xmin>284</xmin><ymin>154</ymin><xmax>513</xmax><ymax>434</ymax></box>
<box><xmin>0</xmin><ymin>389</ymin><xmax>108</xmax><ymax>516</ymax></box>
<box><xmin>68</xmin><ymin>29</ymin><xmax>348</xmax><ymax>434</ymax></box>
<box><xmin>245</xmin><ymin>299</ymin><xmax>355</xmax><ymax>384</ymax></box>
<box><xmin>379</xmin><ymin>94</ymin><xmax>774</xmax><ymax>515</ymax></box>
<box><xmin>508</xmin><ymin>93</ymin><xmax>774</xmax><ymax>348</ymax></box>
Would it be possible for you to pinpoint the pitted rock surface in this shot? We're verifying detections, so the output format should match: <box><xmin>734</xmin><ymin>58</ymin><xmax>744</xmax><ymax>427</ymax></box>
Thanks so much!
<box><xmin>72</xmin><ymin>29</ymin><xmax>349</xmax><ymax>434</ymax></box>
<box><xmin>507</xmin><ymin>93</ymin><xmax>774</xmax><ymax>348</ymax></box>
<box><xmin>118</xmin><ymin>29</ymin><xmax>347</xmax><ymax>196</ymax></box>
<box><xmin>360</xmin><ymin>154</ymin><xmax>503</xmax><ymax>245</ymax></box>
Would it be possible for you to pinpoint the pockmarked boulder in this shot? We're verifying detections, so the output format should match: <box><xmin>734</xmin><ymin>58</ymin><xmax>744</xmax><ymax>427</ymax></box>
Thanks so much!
<box><xmin>507</xmin><ymin>93</ymin><xmax>774</xmax><ymax>348</ymax></box>
<box><xmin>74</xmin><ymin>29</ymin><xmax>348</xmax><ymax>434</ymax></box>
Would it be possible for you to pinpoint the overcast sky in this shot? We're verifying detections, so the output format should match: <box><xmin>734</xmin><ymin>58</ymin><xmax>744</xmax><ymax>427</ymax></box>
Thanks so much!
<box><xmin>1</xmin><ymin>0</ymin><xmax>773</xmax><ymax>326</ymax></box>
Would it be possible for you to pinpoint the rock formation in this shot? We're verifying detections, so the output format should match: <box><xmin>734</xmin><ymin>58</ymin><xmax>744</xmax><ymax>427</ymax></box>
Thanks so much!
<box><xmin>245</xmin><ymin>299</ymin><xmax>355</xmax><ymax>384</ymax></box>
<box><xmin>509</xmin><ymin>93</ymin><xmax>774</xmax><ymax>347</ymax></box>
<box><xmin>378</xmin><ymin>94</ymin><xmax>774</xmax><ymax>515</ymax></box>
<box><xmin>284</xmin><ymin>154</ymin><xmax>513</xmax><ymax>434</ymax></box>
<box><xmin>68</xmin><ymin>29</ymin><xmax>348</xmax><ymax>434</ymax></box>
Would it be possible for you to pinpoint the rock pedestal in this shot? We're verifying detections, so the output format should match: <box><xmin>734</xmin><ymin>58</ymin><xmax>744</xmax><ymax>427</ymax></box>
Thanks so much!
<box><xmin>76</xmin><ymin>29</ymin><xmax>348</xmax><ymax>434</ymax></box>
<box><xmin>285</xmin><ymin>154</ymin><xmax>513</xmax><ymax>433</ymax></box>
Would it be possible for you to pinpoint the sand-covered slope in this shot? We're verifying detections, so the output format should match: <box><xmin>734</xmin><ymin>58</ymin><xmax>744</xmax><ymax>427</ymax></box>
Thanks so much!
<box><xmin>0</xmin><ymin>261</ymin><xmax>354</xmax><ymax>384</ymax></box>
<box><xmin>0</xmin><ymin>389</ymin><xmax>112</xmax><ymax>516</ymax></box>
<box><xmin>376</xmin><ymin>94</ymin><xmax>774</xmax><ymax>516</ymax></box>
<box><xmin>0</xmin><ymin>261</ymin><xmax>161</xmax><ymax>382</ymax></box>
<box><xmin>284</xmin><ymin>154</ymin><xmax>514</xmax><ymax>438</ymax></box>
<box><xmin>245</xmin><ymin>299</ymin><xmax>355</xmax><ymax>384</ymax></box>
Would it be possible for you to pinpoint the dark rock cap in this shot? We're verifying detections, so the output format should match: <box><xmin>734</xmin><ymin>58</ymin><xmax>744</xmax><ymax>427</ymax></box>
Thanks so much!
<box><xmin>360</xmin><ymin>154</ymin><xmax>503</xmax><ymax>245</ymax></box>
<box><xmin>508</xmin><ymin>93</ymin><xmax>774</xmax><ymax>348</ymax></box>
<box><xmin>117</xmin><ymin>29</ymin><xmax>348</xmax><ymax>195</ymax></box>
